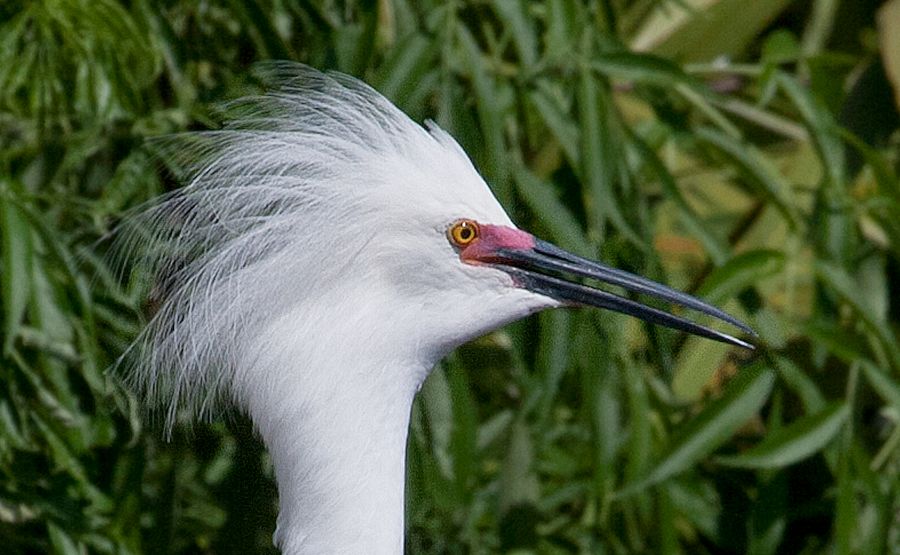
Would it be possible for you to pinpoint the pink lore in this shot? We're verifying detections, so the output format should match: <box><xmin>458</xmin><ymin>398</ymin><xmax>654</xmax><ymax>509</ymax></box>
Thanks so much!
<box><xmin>460</xmin><ymin>224</ymin><xmax>535</xmax><ymax>264</ymax></box>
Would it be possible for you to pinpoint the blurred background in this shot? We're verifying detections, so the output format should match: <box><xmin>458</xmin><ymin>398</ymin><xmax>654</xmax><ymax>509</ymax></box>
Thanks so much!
<box><xmin>2</xmin><ymin>0</ymin><xmax>899</xmax><ymax>553</ymax></box>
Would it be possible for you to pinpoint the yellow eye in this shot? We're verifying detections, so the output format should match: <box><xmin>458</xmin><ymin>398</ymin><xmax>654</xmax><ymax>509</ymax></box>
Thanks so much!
<box><xmin>448</xmin><ymin>219</ymin><xmax>480</xmax><ymax>247</ymax></box>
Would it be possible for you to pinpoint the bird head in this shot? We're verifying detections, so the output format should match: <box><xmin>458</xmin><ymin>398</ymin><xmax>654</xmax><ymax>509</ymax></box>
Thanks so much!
<box><xmin>122</xmin><ymin>63</ymin><xmax>752</xmax><ymax>428</ymax></box>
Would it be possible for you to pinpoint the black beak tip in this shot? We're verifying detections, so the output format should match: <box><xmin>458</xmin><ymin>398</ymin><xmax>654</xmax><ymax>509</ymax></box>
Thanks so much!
<box><xmin>728</xmin><ymin>335</ymin><xmax>757</xmax><ymax>351</ymax></box>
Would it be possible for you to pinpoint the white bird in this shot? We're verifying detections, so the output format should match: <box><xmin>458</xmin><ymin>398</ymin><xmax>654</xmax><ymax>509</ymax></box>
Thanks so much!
<box><xmin>121</xmin><ymin>63</ymin><xmax>752</xmax><ymax>554</ymax></box>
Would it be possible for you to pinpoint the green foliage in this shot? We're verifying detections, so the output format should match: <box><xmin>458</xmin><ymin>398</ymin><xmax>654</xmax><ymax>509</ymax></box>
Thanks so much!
<box><xmin>2</xmin><ymin>0</ymin><xmax>899</xmax><ymax>553</ymax></box>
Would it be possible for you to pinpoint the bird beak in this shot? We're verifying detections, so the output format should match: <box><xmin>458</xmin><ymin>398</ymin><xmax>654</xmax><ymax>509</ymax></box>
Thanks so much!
<box><xmin>461</xmin><ymin>225</ymin><xmax>755</xmax><ymax>350</ymax></box>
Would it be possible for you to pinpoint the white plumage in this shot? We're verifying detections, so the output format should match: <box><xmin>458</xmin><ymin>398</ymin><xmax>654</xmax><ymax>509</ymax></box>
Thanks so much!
<box><xmin>122</xmin><ymin>64</ymin><xmax>543</xmax><ymax>422</ymax></box>
<box><xmin>121</xmin><ymin>63</ymin><xmax>751</xmax><ymax>553</ymax></box>
<box><xmin>121</xmin><ymin>63</ymin><xmax>553</xmax><ymax>553</ymax></box>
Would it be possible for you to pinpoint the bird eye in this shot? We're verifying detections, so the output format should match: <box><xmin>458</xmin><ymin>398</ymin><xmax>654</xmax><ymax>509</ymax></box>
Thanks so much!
<box><xmin>448</xmin><ymin>219</ymin><xmax>480</xmax><ymax>247</ymax></box>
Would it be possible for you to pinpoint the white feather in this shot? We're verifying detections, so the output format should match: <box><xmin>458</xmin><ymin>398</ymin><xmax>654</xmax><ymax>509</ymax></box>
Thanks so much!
<box><xmin>119</xmin><ymin>63</ymin><xmax>554</xmax><ymax>553</ymax></box>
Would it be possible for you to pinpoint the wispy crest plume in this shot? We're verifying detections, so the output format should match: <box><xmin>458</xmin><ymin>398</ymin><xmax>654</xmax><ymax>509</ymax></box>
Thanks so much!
<box><xmin>116</xmin><ymin>63</ymin><xmax>474</xmax><ymax>431</ymax></box>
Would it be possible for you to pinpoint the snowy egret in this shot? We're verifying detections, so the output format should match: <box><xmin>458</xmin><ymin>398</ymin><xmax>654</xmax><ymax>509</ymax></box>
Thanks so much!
<box><xmin>122</xmin><ymin>63</ymin><xmax>753</xmax><ymax>554</ymax></box>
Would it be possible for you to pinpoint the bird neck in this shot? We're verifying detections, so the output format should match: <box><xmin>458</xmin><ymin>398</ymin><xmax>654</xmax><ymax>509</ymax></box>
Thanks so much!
<box><xmin>247</xmin><ymin>356</ymin><xmax>424</xmax><ymax>554</ymax></box>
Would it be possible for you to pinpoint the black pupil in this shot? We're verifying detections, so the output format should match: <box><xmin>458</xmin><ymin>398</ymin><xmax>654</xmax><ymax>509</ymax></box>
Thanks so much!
<box><xmin>459</xmin><ymin>227</ymin><xmax>472</xmax><ymax>240</ymax></box>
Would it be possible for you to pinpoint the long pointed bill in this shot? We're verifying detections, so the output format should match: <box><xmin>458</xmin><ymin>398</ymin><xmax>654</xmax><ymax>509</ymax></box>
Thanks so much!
<box><xmin>461</xmin><ymin>225</ymin><xmax>755</xmax><ymax>350</ymax></box>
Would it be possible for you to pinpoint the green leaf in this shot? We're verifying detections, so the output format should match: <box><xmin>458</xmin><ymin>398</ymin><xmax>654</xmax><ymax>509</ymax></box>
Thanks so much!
<box><xmin>816</xmin><ymin>260</ymin><xmax>900</xmax><ymax>370</ymax></box>
<box><xmin>747</xmin><ymin>471</ymin><xmax>788</xmax><ymax>555</ymax></box>
<box><xmin>527</xmin><ymin>309</ymin><xmax>573</xmax><ymax>423</ymax></box>
<box><xmin>0</xmin><ymin>398</ymin><xmax>29</xmax><ymax>450</ymax></box>
<box><xmin>528</xmin><ymin>83</ymin><xmax>580</xmax><ymax>167</ymax></box>
<box><xmin>772</xmin><ymin>355</ymin><xmax>825</xmax><ymax>413</ymax></box>
<box><xmin>859</xmin><ymin>360</ymin><xmax>900</xmax><ymax>412</ymax></box>
<box><xmin>577</xmin><ymin>57</ymin><xmax>611</xmax><ymax>237</ymax></box>
<box><xmin>780</xmin><ymin>71</ymin><xmax>852</xmax><ymax>263</ymax></box>
<box><xmin>476</xmin><ymin>409</ymin><xmax>513</xmax><ymax>451</ymax></box>
<box><xmin>576</xmin><ymin>57</ymin><xmax>641</xmax><ymax>245</ymax></box>
<box><xmin>623</xmin><ymin>365</ymin><xmax>652</xmax><ymax>485</ymax></box>
<box><xmin>492</xmin><ymin>0</ymin><xmax>538</xmax><ymax>68</ymax></box>
<box><xmin>761</xmin><ymin>29</ymin><xmax>800</xmax><ymax>65</ymax></box>
<box><xmin>630</xmin><ymin>0</ymin><xmax>794</xmax><ymax>62</ymax></box>
<box><xmin>665</xmin><ymin>479</ymin><xmax>722</xmax><ymax>542</ymax></box>
<box><xmin>512</xmin><ymin>164</ymin><xmax>592</xmax><ymax>256</ymax></box>
<box><xmin>814</xmin><ymin>261</ymin><xmax>878</xmax><ymax>323</ymax></box>
<box><xmin>695</xmin><ymin>127</ymin><xmax>802</xmax><ymax>228</ymax></box>
<box><xmin>672</xmin><ymin>334</ymin><xmax>732</xmax><ymax>401</ymax></box>
<box><xmin>419</xmin><ymin>365</ymin><xmax>455</xmax><ymax>483</ymax></box>
<box><xmin>805</xmin><ymin>318</ymin><xmax>870</xmax><ymax>367</ymax></box>
<box><xmin>544</xmin><ymin>0</ymin><xmax>581</xmax><ymax>59</ymax></box>
<box><xmin>777</xmin><ymin>72</ymin><xmax>845</xmax><ymax>187</ymax></box>
<box><xmin>0</xmin><ymin>182</ymin><xmax>32</xmax><ymax>352</ymax></box>
<box><xmin>620</xmin><ymin>365</ymin><xmax>775</xmax><ymax>496</ymax></box>
<box><xmin>47</xmin><ymin>521</ymin><xmax>82</xmax><ymax>555</ymax></box>
<box><xmin>457</xmin><ymin>24</ymin><xmax>512</xmax><ymax>207</ymax></box>
<box><xmin>499</xmin><ymin>419</ymin><xmax>539</xmax><ymax>514</ymax></box>
<box><xmin>696</xmin><ymin>249</ymin><xmax>784</xmax><ymax>303</ymax></box>
<box><xmin>584</xmin><ymin>341</ymin><xmax>621</xmax><ymax>500</ymax></box>
<box><xmin>628</xmin><ymin>131</ymin><xmax>730</xmax><ymax>265</ymax></box>
<box><xmin>879</xmin><ymin>0</ymin><xmax>900</xmax><ymax>112</ymax></box>
<box><xmin>833</xmin><ymin>398</ymin><xmax>856</xmax><ymax>555</ymax></box>
<box><xmin>32</xmin><ymin>413</ymin><xmax>88</xmax><ymax>483</ymax></box>
<box><xmin>446</xmin><ymin>359</ymin><xmax>477</xmax><ymax>491</ymax></box>
<box><xmin>375</xmin><ymin>33</ymin><xmax>435</xmax><ymax>108</ymax></box>
<box><xmin>591</xmin><ymin>51</ymin><xmax>700</xmax><ymax>88</ymax></box>
<box><xmin>717</xmin><ymin>402</ymin><xmax>848</xmax><ymax>469</ymax></box>
<box><xmin>673</xmin><ymin>251</ymin><xmax>780</xmax><ymax>400</ymax></box>
<box><xmin>226</xmin><ymin>0</ymin><xmax>292</xmax><ymax>59</ymax></box>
